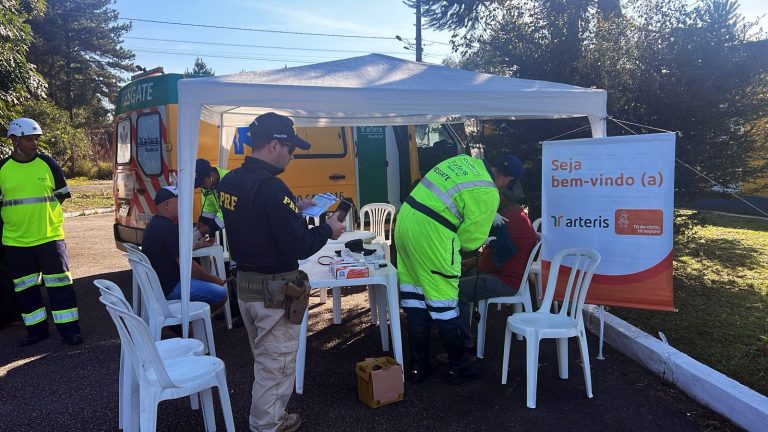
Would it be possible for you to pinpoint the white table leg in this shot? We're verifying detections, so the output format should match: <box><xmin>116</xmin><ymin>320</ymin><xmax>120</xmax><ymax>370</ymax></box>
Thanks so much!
<box><xmin>376</xmin><ymin>284</ymin><xmax>389</xmax><ymax>352</ymax></box>
<box><xmin>332</xmin><ymin>286</ymin><xmax>342</xmax><ymax>324</ymax></box>
<box><xmin>295</xmin><ymin>308</ymin><xmax>309</xmax><ymax>395</ymax></box>
<box><xmin>385</xmin><ymin>272</ymin><xmax>403</xmax><ymax>377</ymax></box>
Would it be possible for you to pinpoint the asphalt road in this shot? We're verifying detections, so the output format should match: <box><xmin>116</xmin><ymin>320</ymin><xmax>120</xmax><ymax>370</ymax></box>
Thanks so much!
<box><xmin>0</xmin><ymin>214</ymin><xmax>737</xmax><ymax>431</ymax></box>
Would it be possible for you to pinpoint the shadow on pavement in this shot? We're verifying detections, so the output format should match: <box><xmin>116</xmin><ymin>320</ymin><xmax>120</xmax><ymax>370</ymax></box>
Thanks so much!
<box><xmin>0</xmin><ymin>270</ymin><xmax>737</xmax><ymax>431</ymax></box>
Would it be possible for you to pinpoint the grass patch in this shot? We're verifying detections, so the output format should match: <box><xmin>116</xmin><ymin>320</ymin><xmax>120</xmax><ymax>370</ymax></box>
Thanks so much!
<box><xmin>61</xmin><ymin>191</ymin><xmax>113</xmax><ymax>213</ymax></box>
<box><xmin>611</xmin><ymin>211</ymin><xmax>768</xmax><ymax>395</ymax></box>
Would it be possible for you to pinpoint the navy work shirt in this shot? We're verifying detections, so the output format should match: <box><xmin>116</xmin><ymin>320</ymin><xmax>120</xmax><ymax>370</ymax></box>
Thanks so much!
<box><xmin>141</xmin><ymin>215</ymin><xmax>180</xmax><ymax>296</ymax></box>
<box><xmin>218</xmin><ymin>157</ymin><xmax>331</xmax><ymax>274</ymax></box>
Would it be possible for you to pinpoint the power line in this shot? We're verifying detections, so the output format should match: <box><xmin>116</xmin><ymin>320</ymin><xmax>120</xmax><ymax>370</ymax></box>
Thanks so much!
<box><xmin>128</xmin><ymin>48</ymin><xmax>433</xmax><ymax>65</ymax></box>
<box><xmin>127</xmin><ymin>45</ymin><xmax>449</xmax><ymax>66</ymax></box>
<box><xmin>129</xmin><ymin>49</ymin><xmax>324</xmax><ymax>64</ymax></box>
<box><xmin>125</xmin><ymin>45</ymin><xmax>416</xmax><ymax>62</ymax></box>
<box><xmin>123</xmin><ymin>36</ymin><xmax>413</xmax><ymax>56</ymax></box>
<box><xmin>119</xmin><ymin>16</ymin><xmax>396</xmax><ymax>40</ymax></box>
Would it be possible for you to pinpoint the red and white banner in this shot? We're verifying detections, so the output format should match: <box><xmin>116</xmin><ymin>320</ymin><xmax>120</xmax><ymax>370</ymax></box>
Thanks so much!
<box><xmin>541</xmin><ymin>133</ymin><xmax>676</xmax><ymax>311</ymax></box>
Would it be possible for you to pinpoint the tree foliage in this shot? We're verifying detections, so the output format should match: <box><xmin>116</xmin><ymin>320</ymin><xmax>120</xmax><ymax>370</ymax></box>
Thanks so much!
<box><xmin>185</xmin><ymin>57</ymin><xmax>215</xmax><ymax>76</ymax></box>
<box><xmin>416</xmin><ymin>0</ymin><xmax>768</xmax><ymax>205</ymax></box>
<box><xmin>0</xmin><ymin>0</ymin><xmax>47</xmax><ymax>125</ymax></box>
<box><xmin>5</xmin><ymin>99</ymin><xmax>90</xmax><ymax>176</ymax></box>
<box><xmin>26</xmin><ymin>0</ymin><xmax>135</xmax><ymax>125</ymax></box>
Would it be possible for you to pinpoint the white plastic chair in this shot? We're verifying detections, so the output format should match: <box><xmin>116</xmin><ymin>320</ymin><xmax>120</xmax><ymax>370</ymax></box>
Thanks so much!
<box><xmin>100</xmin><ymin>289</ymin><xmax>235</xmax><ymax>432</ymax></box>
<box><xmin>357</xmin><ymin>203</ymin><xmax>395</xmax><ymax>325</ymax></box>
<box><xmin>95</xmin><ymin>279</ymin><xmax>205</xmax><ymax>431</ymax></box>
<box><xmin>122</xmin><ymin>242</ymin><xmax>145</xmax><ymax>316</ymax></box>
<box><xmin>358</xmin><ymin>203</ymin><xmax>395</xmax><ymax>244</ymax></box>
<box><xmin>193</xmin><ymin>244</ymin><xmax>233</xmax><ymax>330</ymax></box>
<box><xmin>476</xmin><ymin>240</ymin><xmax>541</xmax><ymax>358</ymax></box>
<box><xmin>127</xmin><ymin>256</ymin><xmax>217</xmax><ymax>356</ymax></box>
<box><xmin>501</xmin><ymin>247</ymin><xmax>601</xmax><ymax>409</ymax></box>
<box><xmin>528</xmin><ymin>218</ymin><xmax>544</xmax><ymax>307</ymax></box>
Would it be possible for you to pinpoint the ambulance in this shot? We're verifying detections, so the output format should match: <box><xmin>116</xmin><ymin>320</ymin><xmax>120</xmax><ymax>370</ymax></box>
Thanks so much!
<box><xmin>112</xmin><ymin>68</ymin><xmax>464</xmax><ymax>248</ymax></box>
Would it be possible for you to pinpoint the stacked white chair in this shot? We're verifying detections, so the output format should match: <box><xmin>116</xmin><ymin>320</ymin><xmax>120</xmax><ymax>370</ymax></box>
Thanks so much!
<box><xmin>475</xmin><ymin>240</ymin><xmax>542</xmax><ymax>358</ymax></box>
<box><xmin>501</xmin><ymin>247</ymin><xmax>601</xmax><ymax>409</ymax></box>
<box><xmin>99</xmin><ymin>282</ymin><xmax>235</xmax><ymax>431</ymax></box>
<box><xmin>95</xmin><ymin>279</ymin><xmax>205</xmax><ymax>431</ymax></box>
<box><xmin>127</xmin><ymin>256</ymin><xmax>217</xmax><ymax>356</ymax></box>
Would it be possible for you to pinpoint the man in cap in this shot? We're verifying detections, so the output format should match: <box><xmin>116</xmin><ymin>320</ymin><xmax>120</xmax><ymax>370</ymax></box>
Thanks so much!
<box><xmin>141</xmin><ymin>186</ymin><xmax>228</xmax><ymax>309</ymax></box>
<box><xmin>218</xmin><ymin>112</ymin><xmax>344</xmax><ymax>432</ymax></box>
<box><xmin>194</xmin><ymin>158</ymin><xmax>229</xmax><ymax>237</ymax></box>
<box><xmin>0</xmin><ymin>118</ymin><xmax>82</xmax><ymax>346</ymax></box>
<box><xmin>456</xmin><ymin>155</ymin><xmax>537</xmax><ymax>357</ymax></box>
<box><xmin>396</xmin><ymin>153</ymin><xmax>500</xmax><ymax>384</ymax></box>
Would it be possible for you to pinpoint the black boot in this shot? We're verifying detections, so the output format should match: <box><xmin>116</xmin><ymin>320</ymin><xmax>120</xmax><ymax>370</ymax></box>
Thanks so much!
<box><xmin>406</xmin><ymin>326</ymin><xmax>433</xmax><ymax>384</ymax></box>
<box><xmin>20</xmin><ymin>329</ymin><xmax>49</xmax><ymax>347</ymax></box>
<box><xmin>439</xmin><ymin>327</ymin><xmax>484</xmax><ymax>385</ymax></box>
<box><xmin>446</xmin><ymin>354</ymin><xmax>484</xmax><ymax>385</ymax></box>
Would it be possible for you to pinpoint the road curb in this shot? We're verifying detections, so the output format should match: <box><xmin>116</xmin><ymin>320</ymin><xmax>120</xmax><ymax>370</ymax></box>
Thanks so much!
<box><xmin>583</xmin><ymin>305</ymin><xmax>768</xmax><ymax>432</ymax></box>
<box><xmin>63</xmin><ymin>207</ymin><xmax>113</xmax><ymax>218</ymax></box>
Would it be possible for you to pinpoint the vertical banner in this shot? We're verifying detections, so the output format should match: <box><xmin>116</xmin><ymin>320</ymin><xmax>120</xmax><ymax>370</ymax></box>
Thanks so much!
<box><xmin>541</xmin><ymin>133</ymin><xmax>676</xmax><ymax>311</ymax></box>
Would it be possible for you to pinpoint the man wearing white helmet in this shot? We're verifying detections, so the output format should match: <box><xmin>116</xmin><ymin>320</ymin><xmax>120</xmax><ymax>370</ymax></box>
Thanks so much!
<box><xmin>1</xmin><ymin>118</ymin><xmax>82</xmax><ymax>346</ymax></box>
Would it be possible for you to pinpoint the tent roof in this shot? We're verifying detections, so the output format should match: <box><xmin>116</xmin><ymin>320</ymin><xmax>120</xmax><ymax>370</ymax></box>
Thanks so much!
<box><xmin>178</xmin><ymin>53</ymin><xmax>607</xmax><ymax>127</ymax></box>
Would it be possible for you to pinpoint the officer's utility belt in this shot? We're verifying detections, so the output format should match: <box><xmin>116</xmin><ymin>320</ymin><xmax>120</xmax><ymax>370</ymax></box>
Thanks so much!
<box><xmin>237</xmin><ymin>269</ymin><xmax>310</xmax><ymax>325</ymax></box>
<box><xmin>405</xmin><ymin>196</ymin><xmax>458</xmax><ymax>233</ymax></box>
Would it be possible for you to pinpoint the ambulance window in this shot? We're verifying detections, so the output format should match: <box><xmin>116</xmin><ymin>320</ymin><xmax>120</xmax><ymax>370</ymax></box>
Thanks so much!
<box><xmin>116</xmin><ymin>118</ymin><xmax>131</xmax><ymax>164</ymax></box>
<box><xmin>294</xmin><ymin>127</ymin><xmax>347</xmax><ymax>159</ymax></box>
<box><xmin>415</xmin><ymin>124</ymin><xmax>461</xmax><ymax>175</ymax></box>
<box><xmin>415</xmin><ymin>124</ymin><xmax>460</xmax><ymax>148</ymax></box>
<box><xmin>136</xmin><ymin>113</ymin><xmax>162</xmax><ymax>176</ymax></box>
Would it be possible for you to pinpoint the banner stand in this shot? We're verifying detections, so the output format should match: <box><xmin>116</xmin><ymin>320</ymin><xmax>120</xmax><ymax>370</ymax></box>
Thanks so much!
<box><xmin>597</xmin><ymin>305</ymin><xmax>606</xmax><ymax>360</ymax></box>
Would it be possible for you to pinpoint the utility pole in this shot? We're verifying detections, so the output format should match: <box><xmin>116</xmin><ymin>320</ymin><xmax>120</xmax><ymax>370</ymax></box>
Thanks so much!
<box><xmin>415</xmin><ymin>0</ymin><xmax>423</xmax><ymax>62</ymax></box>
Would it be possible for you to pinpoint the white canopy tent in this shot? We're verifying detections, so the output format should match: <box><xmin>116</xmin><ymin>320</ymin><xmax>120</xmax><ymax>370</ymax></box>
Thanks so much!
<box><xmin>174</xmin><ymin>53</ymin><xmax>608</xmax><ymax>334</ymax></box>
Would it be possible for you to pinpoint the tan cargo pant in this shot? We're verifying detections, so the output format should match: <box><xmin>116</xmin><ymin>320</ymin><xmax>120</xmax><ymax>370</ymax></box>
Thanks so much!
<box><xmin>239</xmin><ymin>299</ymin><xmax>299</xmax><ymax>432</ymax></box>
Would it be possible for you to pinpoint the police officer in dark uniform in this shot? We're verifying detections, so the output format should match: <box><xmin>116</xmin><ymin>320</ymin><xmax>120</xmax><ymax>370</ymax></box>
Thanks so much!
<box><xmin>218</xmin><ymin>112</ymin><xmax>344</xmax><ymax>432</ymax></box>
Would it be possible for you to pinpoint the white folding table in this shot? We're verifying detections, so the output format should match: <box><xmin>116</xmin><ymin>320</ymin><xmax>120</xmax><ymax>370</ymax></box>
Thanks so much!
<box><xmin>295</xmin><ymin>243</ymin><xmax>402</xmax><ymax>394</ymax></box>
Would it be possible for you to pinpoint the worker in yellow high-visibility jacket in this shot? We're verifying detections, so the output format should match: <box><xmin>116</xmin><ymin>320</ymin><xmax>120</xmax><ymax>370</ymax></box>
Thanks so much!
<box><xmin>396</xmin><ymin>154</ymin><xmax>500</xmax><ymax>384</ymax></box>
<box><xmin>1</xmin><ymin>118</ymin><xmax>82</xmax><ymax>346</ymax></box>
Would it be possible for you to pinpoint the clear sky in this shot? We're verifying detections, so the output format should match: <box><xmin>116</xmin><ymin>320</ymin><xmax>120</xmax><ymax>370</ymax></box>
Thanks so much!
<box><xmin>113</xmin><ymin>0</ymin><xmax>766</xmax><ymax>76</ymax></box>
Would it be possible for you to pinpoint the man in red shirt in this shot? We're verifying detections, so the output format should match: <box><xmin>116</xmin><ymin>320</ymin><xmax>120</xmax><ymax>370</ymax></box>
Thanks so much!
<box><xmin>456</xmin><ymin>155</ymin><xmax>537</xmax><ymax>354</ymax></box>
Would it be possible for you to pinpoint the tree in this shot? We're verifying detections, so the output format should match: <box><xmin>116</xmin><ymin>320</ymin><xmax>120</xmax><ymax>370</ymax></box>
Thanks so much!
<box><xmin>15</xmin><ymin>99</ymin><xmax>90</xmax><ymax>175</ymax></box>
<box><xmin>185</xmin><ymin>57</ymin><xmax>215</xmax><ymax>76</ymax></box>
<box><xmin>0</xmin><ymin>0</ymin><xmax>47</xmax><ymax>128</ymax></box>
<box><xmin>417</xmin><ymin>0</ymin><xmax>768</xmax><ymax>205</ymax></box>
<box><xmin>26</xmin><ymin>0</ymin><xmax>135</xmax><ymax>125</ymax></box>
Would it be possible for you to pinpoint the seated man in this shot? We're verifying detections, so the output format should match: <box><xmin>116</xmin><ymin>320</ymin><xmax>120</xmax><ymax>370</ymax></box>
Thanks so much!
<box><xmin>142</xmin><ymin>186</ymin><xmax>228</xmax><ymax>310</ymax></box>
<box><xmin>457</xmin><ymin>155</ymin><xmax>537</xmax><ymax>354</ymax></box>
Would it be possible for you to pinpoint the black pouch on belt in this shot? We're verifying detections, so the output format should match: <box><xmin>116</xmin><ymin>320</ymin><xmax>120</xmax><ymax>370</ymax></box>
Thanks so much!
<box><xmin>284</xmin><ymin>270</ymin><xmax>310</xmax><ymax>325</ymax></box>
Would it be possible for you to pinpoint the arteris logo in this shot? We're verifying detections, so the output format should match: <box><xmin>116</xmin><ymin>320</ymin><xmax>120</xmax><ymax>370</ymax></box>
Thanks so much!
<box><xmin>551</xmin><ymin>214</ymin><xmax>610</xmax><ymax>229</ymax></box>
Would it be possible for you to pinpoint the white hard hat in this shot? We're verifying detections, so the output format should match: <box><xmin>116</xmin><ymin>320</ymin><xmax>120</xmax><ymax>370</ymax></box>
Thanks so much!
<box><xmin>7</xmin><ymin>118</ymin><xmax>43</xmax><ymax>137</ymax></box>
